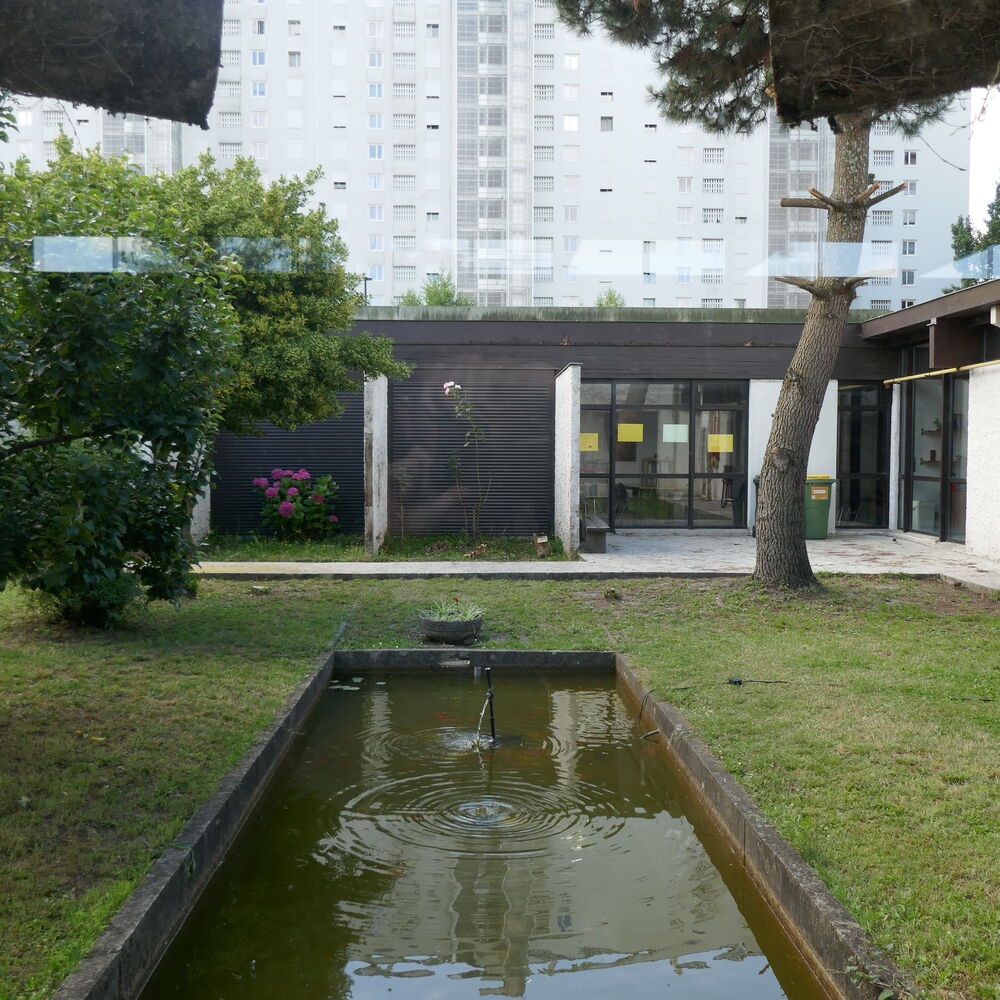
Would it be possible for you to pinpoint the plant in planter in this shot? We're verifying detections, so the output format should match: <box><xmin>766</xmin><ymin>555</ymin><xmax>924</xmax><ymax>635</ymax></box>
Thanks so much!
<box><xmin>253</xmin><ymin>467</ymin><xmax>339</xmax><ymax>539</ymax></box>
<box><xmin>418</xmin><ymin>597</ymin><xmax>485</xmax><ymax>644</ymax></box>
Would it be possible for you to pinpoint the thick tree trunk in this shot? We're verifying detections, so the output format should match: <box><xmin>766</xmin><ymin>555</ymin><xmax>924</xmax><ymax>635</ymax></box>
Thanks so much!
<box><xmin>0</xmin><ymin>0</ymin><xmax>223</xmax><ymax>128</ymax></box>
<box><xmin>753</xmin><ymin>113</ymin><xmax>872</xmax><ymax>589</ymax></box>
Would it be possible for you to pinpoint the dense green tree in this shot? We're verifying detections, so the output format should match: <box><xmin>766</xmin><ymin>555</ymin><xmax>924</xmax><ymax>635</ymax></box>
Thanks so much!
<box><xmin>556</xmin><ymin>0</ymin><xmax>946</xmax><ymax>589</ymax></box>
<box><xmin>0</xmin><ymin>140</ymin><xmax>240</xmax><ymax>622</ymax></box>
<box><xmin>398</xmin><ymin>270</ymin><xmax>476</xmax><ymax>307</ymax></box>
<box><xmin>947</xmin><ymin>179</ymin><xmax>1000</xmax><ymax>290</ymax></box>
<box><xmin>162</xmin><ymin>155</ymin><xmax>410</xmax><ymax>434</ymax></box>
<box><xmin>594</xmin><ymin>287</ymin><xmax>626</xmax><ymax>307</ymax></box>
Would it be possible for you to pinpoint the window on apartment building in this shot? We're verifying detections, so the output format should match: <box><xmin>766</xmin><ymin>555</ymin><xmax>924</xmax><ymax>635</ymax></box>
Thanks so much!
<box><xmin>564</xmin><ymin>236</ymin><xmax>578</xmax><ymax>251</ymax></box>
<box><xmin>600</xmin><ymin>90</ymin><xmax>613</xmax><ymax>101</ymax></box>
<box><xmin>368</xmin><ymin>113</ymin><xmax>383</xmax><ymax>129</ymax></box>
<box><xmin>393</xmin><ymin>144</ymin><xmax>416</xmax><ymax>159</ymax></box>
<box><xmin>367</xmin><ymin>174</ymin><xmax>383</xmax><ymax>190</ymax></box>
<box><xmin>535</xmin><ymin>297</ymin><xmax>554</xmax><ymax>306</ymax></box>
<box><xmin>533</xmin><ymin>236</ymin><xmax>554</xmax><ymax>254</ymax></box>
<box><xmin>534</xmin><ymin>145</ymin><xmax>554</xmax><ymax>161</ymax></box>
<box><xmin>219</xmin><ymin>81</ymin><xmax>240</xmax><ymax>97</ymax></box>
<box><xmin>677</xmin><ymin>206</ymin><xmax>693</xmax><ymax>224</ymax></box>
<box><xmin>599</xmin><ymin>116</ymin><xmax>613</xmax><ymax>131</ymax></box>
<box><xmin>871</xmin><ymin>240</ymin><xmax>893</xmax><ymax>257</ymax></box>
<box><xmin>287</xmin><ymin>19</ymin><xmax>301</xmax><ymax>34</ymax></box>
<box><xmin>534</xmin><ymin>267</ymin><xmax>554</xmax><ymax>282</ymax></box>
<box><xmin>534</xmin><ymin>206</ymin><xmax>554</xmax><ymax>222</ymax></box>
<box><xmin>734</xmin><ymin>298</ymin><xmax>746</xmax><ymax>308</ymax></box>
<box><xmin>874</xmin><ymin>178</ymin><xmax>893</xmax><ymax>191</ymax></box>
<box><xmin>564</xmin><ymin>145</ymin><xmax>580</xmax><ymax>162</ymax></box>
<box><xmin>368</xmin><ymin>205</ymin><xmax>383</xmax><ymax>221</ymax></box>
<box><xmin>904</xmin><ymin>181</ymin><xmax>917</xmax><ymax>196</ymax></box>
<box><xmin>219</xmin><ymin>141</ymin><xmax>242</xmax><ymax>158</ymax></box>
<box><xmin>534</xmin><ymin>22</ymin><xmax>554</xmax><ymax>38</ymax></box>
<box><xmin>901</xmin><ymin>270</ymin><xmax>915</xmax><ymax>285</ymax></box>
<box><xmin>368</xmin><ymin>265</ymin><xmax>385</xmax><ymax>281</ymax></box>
<box><xmin>251</xmin><ymin>81</ymin><xmax>267</xmax><ymax>97</ymax></box>
<box><xmin>870</xmin><ymin>299</ymin><xmax>891</xmax><ymax>309</ymax></box>
<box><xmin>900</xmin><ymin>299</ymin><xmax>915</xmax><ymax>308</ymax></box>
<box><xmin>702</xmin><ymin>208</ymin><xmax>724</xmax><ymax>224</ymax></box>
<box><xmin>563</xmin><ymin>266</ymin><xmax>579</xmax><ymax>281</ymax></box>
<box><xmin>332</xmin><ymin>24</ymin><xmax>345</xmax><ymax>32</ymax></box>
<box><xmin>222</xmin><ymin>49</ymin><xmax>241</xmax><ymax>66</ymax></box>
<box><xmin>393</xmin><ymin>265</ymin><xmax>416</xmax><ymax>281</ymax></box>
<box><xmin>643</xmin><ymin>158</ymin><xmax>657</xmax><ymax>164</ymax></box>
<box><xmin>563</xmin><ymin>84</ymin><xmax>579</xmax><ymax>101</ymax></box>
<box><xmin>368</xmin><ymin>52</ymin><xmax>382</xmax><ymax>67</ymax></box>
<box><xmin>393</xmin><ymin>21</ymin><xmax>415</xmax><ymax>38</ymax></box>
<box><xmin>394</xmin><ymin>51</ymin><xmax>416</xmax><ymax>69</ymax></box>
<box><xmin>426</xmin><ymin>22</ymin><xmax>439</xmax><ymax>36</ymax></box>
<box><xmin>702</xmin><ymin>147</ymin><xmax>724</xmax><ymax>164</ymax></box>
<box><xmin>902</xmin><ymin>240</ymin><xmax>916</xmax><ymax>256</ymax></box>
<box><xmin>479</xmin><ymin>13</ymin><xmax>507</xmax><ymax>32</ymax></box>
<box><xmin>368</xmin><ymin>143</ymin><xmax>383</xmax><ymax>159</ymax></box>
<box><xmin>534</xmin><ymin>176</ymin><xmax>554</xmax><ymax>193</ymax></box>
<box><xmin>368</xmin><ymin>21</ymin><xmax>383</xmax><ymax>36</ymax></box>
<box><xmin>643</xmin><ymin>272</ymin><xmax>656</xmax><ymax>283</ymax></box>
<box><xmin>223</xmin><ymin>19</ymin><xmax>240</xmax><ymax>35</ymax></box>
<box><xmin>368</xmin><ymin>83</ymin><xmax>383</xmax><ymax>98</ymax></box>
<box><xmin>564</xmin><ymin>175</ymin><xmax>580</xmax><ymax>192</ymax></box>
<box><xmin>702</xmin><ymin>238</ymin><xmax>724</xmax><ymax>255</ymax></box>
<box><xmin>904</xmin><ymin>150</ymin><xmax>917</xmax><ymax>165</ymax></box>
<box><xmin>369</xmin><ymin>236</ymin><xmax>384</xmax><ymax>251</ymax></box>
<box><xmin>676</xmin><ymin>267</ymin><xmax>692</xmax><ymax>283</ymax></box>
<box><xmin>564</xmin><ymin>115</ymin><xmax>580</xmax><ymax>132</ymax></box>
<box><xmin>288</xmin><ymin>51</ymin><xmax>301</xmax><ymax>66</ymax></box>
<box><xmin>394</xmin><ymin>114</ymin><xmax>416</xmax><ymax>129</ymax></box>
<box><xmin>701</xmin><ymin>298</ymin><xmax>723</xmax><ymax>308</ymax></box>
<box><xmin>219</xmin><ymin>111</ymin><xmax>241</xmax><ymax>128</ymax></box>
<box><xmin>872</xmin><ymin>149</ymin><xmax>893</xmax><ymax>166</ymax></box>
<box><xmin>425</xmin><ymin>123</ymin><xmax>439</xmax><ymax>130</ymax></box>
<box><xmin>643</xmin><ymin>298</ymin><xmax>655</xmax><ymax>306</ymax></box>
<box><xmin>903</xmin><ymin>210</ymin><xmax>917</xmax><ymax>225</ymax></box>
<box><xmin>677</xmin><ymin>176</ymin><xmax>693</xmax><ymax>193</ymax></box>
<box><xmin>564</xmin><ymin>205</ymin><xmax>579</xmax><ymax>222</ymax></box>
<box><xmin>533</xmin><ymin>84</ymin><xmax>555</xmax><ymax>101</ymax></box>
<box><xmin>564</xmin><ymin>53</ymin><xmax>579</xmax><ymax>70</ymax></box>
<box><xmin>394</xmin><ymin>174</ymin><xmax>416</xmax><ymax>191</ymax></box>
<box><xmin>393</xmin><ymin>83</ymin><xmax>416</xmax><ymax>100</ymax></box>
<box><xmin>871</xmin><ymin>209</ymin><xmax>892</xmax><ymax>225</ymax></box>
<box><xmin>642</xmin><ymin>240</ymin><xmax>656</xmax><ymax>254</ymax></box>
<box><xmin>644</xmin><ymin>123</ymin><xmax>657</xmax><ymax>132</ymax></box>
<box><xmin>426</xmin><ymin>211</ymin><xmax>440</xmax><ymax>221</ymax></box>
<box><xmin>701</xmin><ymin>268</ymin><xmax>724</xmax><ymax>284</ymax></box>
<box><xmin>678</xmin><ymin>146</ymin><xmax>693</xmax><ymax>162</ymax></box>
<box><xmin>394</xmin><ymin>204</ymin><xmax>417</xmax><ymax>221</ymax></box>
<box><xmin>535</xmin><ymin>53</ymin><xmax>554</xmax><ymax>70</ymax></box>
<box><xmin>703</xmin><ymin>177</ymin><xmax>724</xmax><ymax>194</ymax></box>
<box><xmin>535</xmin><ymin>115</ymin><xmax>554</xmax><ymax>131</ymax></box>
<box><xmin>734</xmin><ymin>216</ymin><xmax>747</xmax><ymax>224</ymax></box>
<box><xmin>251</xmin><ymin>142</ymin><xmax>267</xmax><ymax>159</ymax></box>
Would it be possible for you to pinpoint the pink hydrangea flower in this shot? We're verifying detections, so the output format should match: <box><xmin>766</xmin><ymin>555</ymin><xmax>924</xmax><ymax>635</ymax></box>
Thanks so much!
<box><xmin>271</xmin><ymin>467</ymin><xmax>284</xmax><ymax>480</ymax></box>
<box><xmin>297</xmin><ymin>468</ymin><xmax>311</xmax><ymax>479</ymax></box>
<box><xmin>282</xmin><ymin>469</ymin><xmax>294</xmax><ymax>478</ymax></box>
<box><xmin>272</xmin><ymin>480</ymin><xmax>283</xmax><ymax>489</ymax></box>
<box><xmin>310</xmin><ymin>493</ymin><xmax>325</xmax><ymax>503</ymax></box>
<box><xmin>264</xmin><ymin>487</ymin><xmax>278</xmax><ymax>498</ymax></box>
<box><xmin>286</xmin><ymin>487</ymin><xmax>299</xmax><ymax>497</ymax></box>
<box><xmin>278</xmin><ymin>501</ymin><xmax>295</xmax><ymax>517</ymax></box>
<box><xmin>328</xmin><ymin>514</ymin><xmax>339</xmax><ymax>522</ymax></box>
<box><xmin>252</xmin><ymin>477</ymin><xmax>269</xmax><ymax>488</ymax></box>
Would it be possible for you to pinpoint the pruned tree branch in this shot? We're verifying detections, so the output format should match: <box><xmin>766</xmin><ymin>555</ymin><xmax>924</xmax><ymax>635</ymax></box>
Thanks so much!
<box><xmin>854</xmin><ymin>182</ymin><xmax>880</xmax><ymax>204</ymax></box>
<box><xmin>774</xmin><ymin>275</ymin><xmax>825</xmax><ymax>298</ymax></box>
<box><xmin>780</xmin><ymin>197</ymin><xmax>828</xmax><ymax>210</ymax></box>
<box><xmin>866</xmin><ymin>182</ymin><xmax>907</xmax><ymax>207</ymax></box>
<box><xmin>807</xmin><ymin>188</ymin><xmax>850</xmax><ymax>212</ymax></box>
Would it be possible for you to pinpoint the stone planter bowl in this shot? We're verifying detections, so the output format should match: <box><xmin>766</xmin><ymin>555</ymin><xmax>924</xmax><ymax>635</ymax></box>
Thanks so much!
<box><xmin>419</xmin><ymin>615</ymin><xmax>483</xmax><ymax>644</ymax></box>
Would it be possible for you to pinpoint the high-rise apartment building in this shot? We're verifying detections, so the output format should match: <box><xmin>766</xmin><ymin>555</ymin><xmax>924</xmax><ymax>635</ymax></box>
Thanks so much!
<box><xmin>6</xmin><ymin>0</ymin><xmax>970</xmax><ymax>311</ymax></box>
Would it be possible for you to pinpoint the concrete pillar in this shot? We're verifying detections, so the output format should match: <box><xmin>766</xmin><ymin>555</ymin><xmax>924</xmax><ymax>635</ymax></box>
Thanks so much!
<box><xmin>888</xmin><ymin>383</ymin><xmax>901</xmax><ymax>530</ymax></box>
<box><xmin>190</xmin><ymin>484</ymin><xmax>211</xmax><ymax>543</ymax></box>
<box><xmin>364</xmin><ymin>375</ymin><xmax>389</xmax><ymax>556</ymax></box>
<box><xmin>554</xmin><ymin>363</ymin><xmax>581</xmax><ymax>554</ymax></box>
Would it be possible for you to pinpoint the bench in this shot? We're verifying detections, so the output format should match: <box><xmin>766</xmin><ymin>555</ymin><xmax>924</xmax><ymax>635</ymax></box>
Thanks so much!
<box><xmin>580</xmin><ymin>513</ymin><xmax>609</xmax><ymax>554</ymax></box>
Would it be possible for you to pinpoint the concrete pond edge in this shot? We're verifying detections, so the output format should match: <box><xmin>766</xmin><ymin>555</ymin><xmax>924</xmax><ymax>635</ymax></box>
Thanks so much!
<box><xmin>615</xmin><ymin>655</ymin><xmax>905</xmax><ymax>1000</ymax></box>
<box><xmin>56</xmin><ymin>645</ymin><xmax>905</xmax><ymax>1000</ymax></box>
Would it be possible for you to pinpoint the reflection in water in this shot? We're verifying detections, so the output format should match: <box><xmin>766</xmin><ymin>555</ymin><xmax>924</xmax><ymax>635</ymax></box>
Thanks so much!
<box><xmin>140</xmin><ymin>673</ymin><xmax>790</xmax><ymax>1000</ymax></box>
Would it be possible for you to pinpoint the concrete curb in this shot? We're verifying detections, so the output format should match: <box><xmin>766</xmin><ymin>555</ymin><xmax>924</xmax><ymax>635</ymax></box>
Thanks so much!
<box><xmin>616</xmin><ymin>656</ymin><xmax>903</xmax><ymax>1000</ymax></box>
<box><xmin>333</xmin><ymin>648</ymin><xmax>616</xmax><ymax>671</ymax></box>
<box><xmin>53</xmin><ymin>627</ymin><xmax>347</xmax><ymax>1000</ymax></box>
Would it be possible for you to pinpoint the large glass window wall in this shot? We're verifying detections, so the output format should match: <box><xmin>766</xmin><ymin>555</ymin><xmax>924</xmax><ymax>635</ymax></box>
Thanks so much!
<box><xmin>581</xmin><ymin>380</ymin><xmax>748</xmax><ymax>529</ymax></box>
<box><xmin>836</xmin><ymin>382</ymin><xmax>891</xmax><ymax>527</ymax></box>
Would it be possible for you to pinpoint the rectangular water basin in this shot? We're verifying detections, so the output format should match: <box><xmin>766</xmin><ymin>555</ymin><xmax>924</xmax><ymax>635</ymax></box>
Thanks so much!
<box><xmin>139</xmin><ymin>667</ymin><xmax>819</xmax><ymax>999</ymax></box>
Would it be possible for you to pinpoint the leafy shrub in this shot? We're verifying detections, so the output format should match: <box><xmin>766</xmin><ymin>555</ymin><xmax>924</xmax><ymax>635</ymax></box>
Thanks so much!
<box><xmin>254</xmin><ymin>468</ymin><xmax>339</xmax><ymax>539</ymax></box>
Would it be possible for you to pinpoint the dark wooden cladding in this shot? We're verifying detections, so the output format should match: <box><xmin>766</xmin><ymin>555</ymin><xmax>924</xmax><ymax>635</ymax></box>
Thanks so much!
<box><xmin>211</xmin><ymin>394</ymin><xmax>364</xmax><ymax>536</ymax></box>
<box><xmin>390</xmin><ymin>368</ymin><xmax>555</xmax><ymax>537</ymax></box>
<box><xmin>354</xmin><ymin>317</ymin><xmax>897</xmax><ymax>382</ymax></box>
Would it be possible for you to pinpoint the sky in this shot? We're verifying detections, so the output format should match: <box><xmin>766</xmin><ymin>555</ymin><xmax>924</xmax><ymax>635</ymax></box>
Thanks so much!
<box><xmin>969</xmin><ymin>88</ymin><xmax>1000</xmax><ymax>226</ymax></box>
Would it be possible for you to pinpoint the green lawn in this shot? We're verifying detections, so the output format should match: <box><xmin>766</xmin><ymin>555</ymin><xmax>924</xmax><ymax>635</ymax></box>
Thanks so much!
<box><xmin>199</xmin><ymin>532</ymin><xmax>568</xmax><ymax>562</ymax></box>
<box><xmin>0</xmin><ymin>576</ymin><xmax>997</xmax><ymax>1000</ymax></box>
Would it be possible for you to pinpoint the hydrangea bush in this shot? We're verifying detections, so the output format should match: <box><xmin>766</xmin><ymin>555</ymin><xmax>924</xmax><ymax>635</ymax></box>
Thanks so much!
<box><xmin>254</xmin><ymin>467</ymin><xmax>339</xmax><ymax>538</ymax></box>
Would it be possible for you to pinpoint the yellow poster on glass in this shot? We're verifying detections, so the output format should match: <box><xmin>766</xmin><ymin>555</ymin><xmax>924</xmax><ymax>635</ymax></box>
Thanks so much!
<box><xmin>617</xmin><ymin>423</ymin><xmax>644</xmax><ymax>443</ymax></box>
<box><xmin>708</xmin><ymin>433</ymin><xmax>734</xmax><ymax>452</ymax></box>
<box><xmin>579</xmin><ymin>433</ymin><xmax>599</xmax><ymax>452</ymax></box>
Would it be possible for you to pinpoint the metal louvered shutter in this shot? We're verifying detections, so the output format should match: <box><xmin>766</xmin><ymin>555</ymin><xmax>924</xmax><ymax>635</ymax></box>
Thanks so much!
<box><xmin>210</xmin><ymin>393</ymin><xmax>364</xmax><ymax>535</ymax></box>
<box><xmin>389</xmin><ymin>369</ymin><xmax>554</xmax><ymax>536</ymax></box>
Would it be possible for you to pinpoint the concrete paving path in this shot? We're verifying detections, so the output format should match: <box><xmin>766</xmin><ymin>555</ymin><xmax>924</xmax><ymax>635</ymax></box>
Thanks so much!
<box><xmin>196</xmin><ymin>530</ymin><xmax>1000</xmax><ymax>593</ymax></box>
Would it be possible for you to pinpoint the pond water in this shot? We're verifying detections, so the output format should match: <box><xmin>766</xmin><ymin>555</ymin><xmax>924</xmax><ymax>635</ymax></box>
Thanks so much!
<box><xmin>140</xmin><ymin>670</ymin><xmax>811</xmax><ymax>999</ymax></box>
